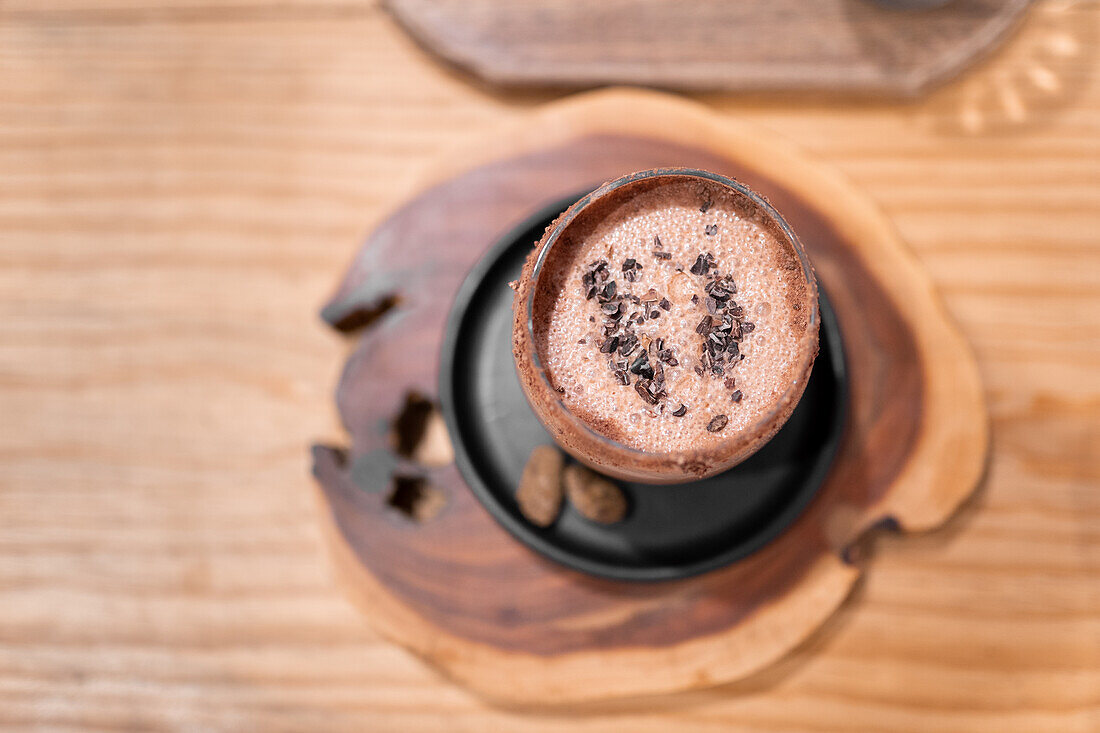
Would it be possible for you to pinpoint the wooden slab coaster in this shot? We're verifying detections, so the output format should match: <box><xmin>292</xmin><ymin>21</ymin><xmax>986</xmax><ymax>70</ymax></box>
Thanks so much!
<box><xmin>384</xmin><ymin>0</ymin><xmax>1031</xmax><ymax>96</ymax></box>
<box><xmin>311</xmin><ymin>89</ymin><xmax>988</xmax><ymax>704</ymax></box>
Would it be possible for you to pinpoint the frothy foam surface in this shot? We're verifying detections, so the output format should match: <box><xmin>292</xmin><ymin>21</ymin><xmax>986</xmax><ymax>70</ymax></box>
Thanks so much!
<box><xmin>532</xmin><ymin>179</ymin><xmax>811</xmax><ymax>454</ymax></box>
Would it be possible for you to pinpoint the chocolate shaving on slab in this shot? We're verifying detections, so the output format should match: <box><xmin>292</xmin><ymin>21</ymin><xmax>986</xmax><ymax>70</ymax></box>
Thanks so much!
<box><xmin>707</xmin><ymin>415</ymin><xmax>729</xmax><ymax>432</ymax></box>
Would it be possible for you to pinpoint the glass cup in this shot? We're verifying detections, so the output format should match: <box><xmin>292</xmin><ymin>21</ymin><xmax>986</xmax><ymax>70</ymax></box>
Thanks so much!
<box><xmin>511</xmin><ymin>169</ymin><xmax>819</xmax><ymax>483</ymax></box>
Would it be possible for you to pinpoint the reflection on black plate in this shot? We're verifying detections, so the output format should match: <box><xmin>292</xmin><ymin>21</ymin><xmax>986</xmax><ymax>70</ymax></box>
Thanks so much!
<box><xmin>440</xmin><ymin>195</ymin><xmax>848</xmax><ymax>582</ymax></box>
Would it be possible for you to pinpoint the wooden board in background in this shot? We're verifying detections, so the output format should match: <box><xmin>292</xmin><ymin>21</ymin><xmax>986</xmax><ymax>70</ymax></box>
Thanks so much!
<box><xmin>385</xmin><ymin>0</ymin><xmax>1031</xmax><ymax>96</ymax></box>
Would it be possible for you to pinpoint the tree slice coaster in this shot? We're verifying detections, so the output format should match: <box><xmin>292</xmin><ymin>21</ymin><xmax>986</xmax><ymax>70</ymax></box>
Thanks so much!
<box><xmin>311</xmin><ymin>89</ymin><xmax>988</xmax><ymax>704</ymax></box>
<box><xmin>383</xmin><ymin>0</ymin><xmax>1031</xmax><ymax>96</ymax></box>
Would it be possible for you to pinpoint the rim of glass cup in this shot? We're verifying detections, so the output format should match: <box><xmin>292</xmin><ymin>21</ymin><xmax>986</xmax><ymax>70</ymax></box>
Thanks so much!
<box><xmin>522</xmin><ymin>167</ymin><xmax>820</xmax><ymax>471</ymax></box>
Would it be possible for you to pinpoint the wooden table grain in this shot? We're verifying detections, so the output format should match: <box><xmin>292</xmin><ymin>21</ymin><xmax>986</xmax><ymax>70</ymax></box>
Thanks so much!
<box><xmin>1</xmin><ymin>1</ymin><xmax>1097</xmax><ymax>731</ymax></box>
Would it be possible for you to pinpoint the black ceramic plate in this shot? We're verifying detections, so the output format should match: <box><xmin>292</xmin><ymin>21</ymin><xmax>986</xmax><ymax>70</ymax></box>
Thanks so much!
<box><xmin>440</xmin><ymin>195</ymin><xmax>848</xmax><ymax>582</ymax></box>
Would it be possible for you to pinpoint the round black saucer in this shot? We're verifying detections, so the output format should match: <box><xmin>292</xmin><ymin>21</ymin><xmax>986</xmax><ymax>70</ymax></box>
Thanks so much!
<box><xmin>439</xmin><ymin>194</ymin><xmax>848</xmax><ymax>582</ymax></box>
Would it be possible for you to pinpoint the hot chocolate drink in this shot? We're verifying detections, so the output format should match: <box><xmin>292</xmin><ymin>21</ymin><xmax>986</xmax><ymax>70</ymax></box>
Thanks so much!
<box><xmin>513</xmin><ymin>170</ymin><xmax>818</xmax><ymax>482</ymax></box>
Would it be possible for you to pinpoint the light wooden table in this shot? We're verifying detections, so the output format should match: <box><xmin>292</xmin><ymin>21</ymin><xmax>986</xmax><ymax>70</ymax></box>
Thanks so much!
<box><xmin>1</xmin><ymin>1</ymin><xmax>1097</xmax><ymax>731</ymax></box>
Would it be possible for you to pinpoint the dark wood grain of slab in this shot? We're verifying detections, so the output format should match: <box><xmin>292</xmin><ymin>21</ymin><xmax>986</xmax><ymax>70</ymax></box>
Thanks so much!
<box><xmin>310</xmin><ymin>91</ymin><xmax>987</xmax><ymax>702</ymax></box>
